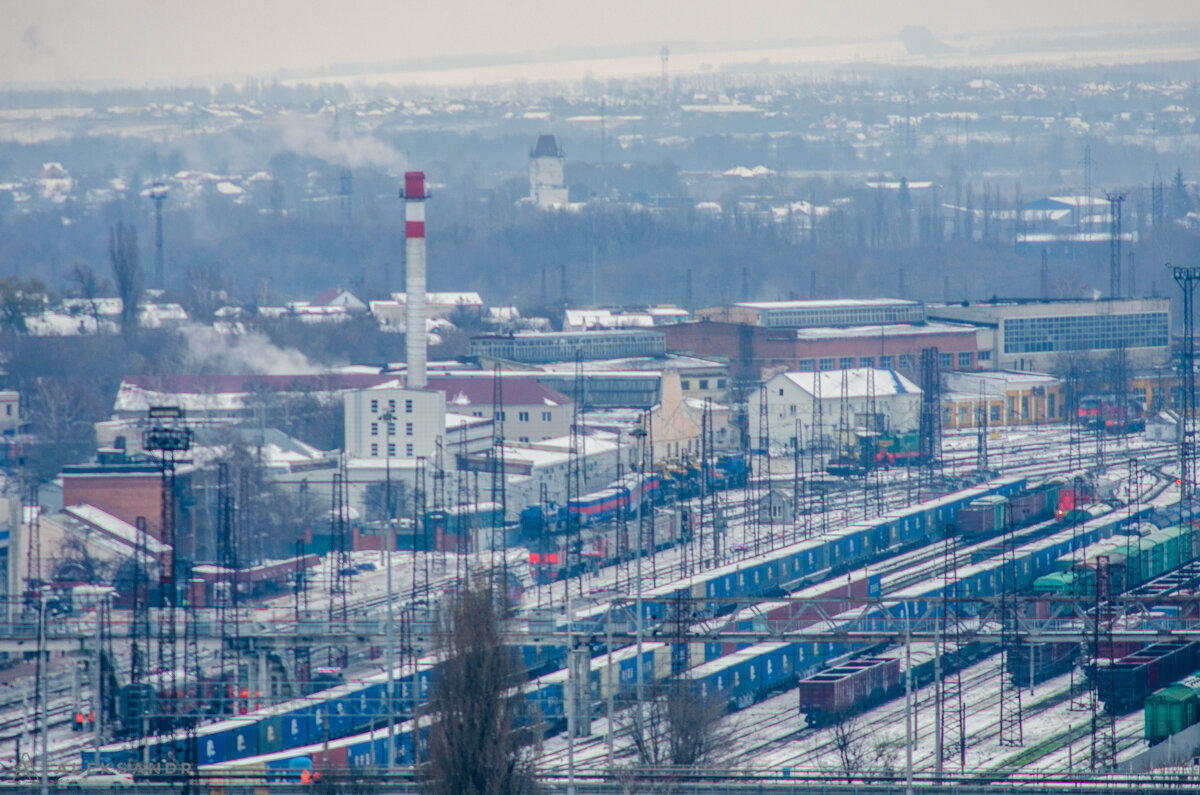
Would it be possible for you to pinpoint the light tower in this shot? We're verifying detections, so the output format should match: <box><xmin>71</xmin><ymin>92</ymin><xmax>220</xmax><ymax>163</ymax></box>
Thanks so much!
<box><xmin>401</xmin><ymin>172</ymin><xmax>430</xmax><ymax>389</ymax></box>
<box><xmin>146</xmin><ymin>183</ymin><xmax>169</xmax><ymax>290</ymax></box>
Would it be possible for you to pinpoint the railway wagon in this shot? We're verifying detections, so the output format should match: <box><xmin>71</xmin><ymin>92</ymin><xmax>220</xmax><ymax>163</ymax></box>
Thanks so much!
<box><xmin>957</xmin><ymin>495</ymin><xmax>1012</xmax><ymax>539</ymax></box>
<box><xmin>1095</xmin><ymin>642</ymin><xmax>1200</xmax><ymax>714</ymax></box>
<box><xmin>1005</xmin><ymin>642</ymin><xmax>1080</xmax><ymax>687</ymax></box>
<box><xmin>796</xmin><ymin>657</ymin><xmax>901</xmax><ymax>726</ymax></box>
<box><xmin>1010</xmin><ymin>482</ymin><xmax>1062</xmax><ymax>526</ymax></box>
<box><xmin>686</xmin><ymin>642</ymin><xmax>798</xmax><ymax>712</ymax></box>
<box><xmin>1145</xmin><ymin>674</ymin><xmax>1200</xmax><ymax>745</ymax></box>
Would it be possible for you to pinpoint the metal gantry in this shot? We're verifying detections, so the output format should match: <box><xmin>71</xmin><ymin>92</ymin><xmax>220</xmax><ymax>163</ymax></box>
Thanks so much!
<box><xmin>1173</xmin><ymin>264</ymin><xmax>1200</xmax><ymax>502</ymax></box>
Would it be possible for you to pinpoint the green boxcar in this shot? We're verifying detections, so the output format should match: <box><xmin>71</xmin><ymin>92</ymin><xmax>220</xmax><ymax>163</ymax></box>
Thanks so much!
<box><xmin>1034</xmin><ymin>571</ymin><xmax>1072</xmax><ymax>594</ymax></box>
<box><xmin>1146</xmin><ymin>683</ymin><xmax>1200</xmax><ymax>745</ymax></box>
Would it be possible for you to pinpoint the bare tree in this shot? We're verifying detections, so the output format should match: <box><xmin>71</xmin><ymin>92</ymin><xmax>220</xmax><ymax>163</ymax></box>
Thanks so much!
<box><xmin>68</xmin><ymin>263</ymin><xmax>105</xmax><ymax>333</ymax></box>
<box><xmin>829</xmin><ymin>711</ymin><xmax>868</xmax><ymax>783</ymax></box>
<box><xmin>0</xmin><ymin>275</ymin><xmax>47</xmax><ymax>334</ymax></box>
<box><xmin>49</xmin><ymin>535</ymin><xmax>114</xmax><ymax>585</ymax></box>
<box><xmin>109</xmin><ymin>222</ymin><xmax>141</xmax><ymax>336</ymax></box>
<box><xmin>618</xmin><ymin>682</ymin><xmax>734</xmax><ymax>792</ymax></box>
<box><xmin>423</xmin><ymin>575</ymin><xmax>538</xmax><ymax>795</ymax></box>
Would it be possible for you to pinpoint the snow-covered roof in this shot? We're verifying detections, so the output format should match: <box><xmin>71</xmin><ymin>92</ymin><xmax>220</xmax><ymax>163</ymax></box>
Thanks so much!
<box><xmin>388</xmin><ymin>291</ymin><xmax>483</xmax><ymax>307</ymax></box>
<box><xmin>736</xmin><ymin>298</ymin><xmax>917</xmax><ymax>310</ymax></box>
<box><xmin>61</xmin><ymin>504</ymin><xmax>170</xmax><ymax>555</ymax></box>
<box><xmin>773</xmin><ymin>368</ymin><xmax>921</xmax><ymax>399</ymax></box>
<box><xmin>794</xmin><ymin>321</ymin><xmax>977</xmax><ymax>339</ymax></box>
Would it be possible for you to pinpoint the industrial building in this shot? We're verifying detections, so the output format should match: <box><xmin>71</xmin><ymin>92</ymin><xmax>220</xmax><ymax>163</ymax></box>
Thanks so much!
<box><xmin>665</xmin><ymin>319</ymin><xmax>978</xmax><ymax>386</ymax></box>
<box><xmin>749</xmin><ymin>367</ymin><xmax>922</xmax><ymax>451</ymax></box>
<box><xmin>470</xmin><ymin>329</ymin><xmax>666</xmax><ymax>364</ymax></box>
<box><xmin>695</xmin><ymin>298</ymin><xmax>925</xmax><ymax>328</ymax></box>
<box><xmin>928</xmin><ymin>297</ymin><xmax>1171</xmax><ymax>372</ymax></box>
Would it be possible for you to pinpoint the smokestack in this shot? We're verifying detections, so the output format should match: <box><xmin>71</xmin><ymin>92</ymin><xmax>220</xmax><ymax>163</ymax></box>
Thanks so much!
<box><xmin>402</xmin><ymin>171</ymin><xmax>428</xmax><ymax>389</ymax></box>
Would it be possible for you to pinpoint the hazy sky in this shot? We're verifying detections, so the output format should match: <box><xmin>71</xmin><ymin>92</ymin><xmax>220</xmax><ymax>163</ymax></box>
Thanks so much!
<box><xmin>2</xmin><ymin>0</ymin><xmax>1198</xmax><ymax>88</ymax></box>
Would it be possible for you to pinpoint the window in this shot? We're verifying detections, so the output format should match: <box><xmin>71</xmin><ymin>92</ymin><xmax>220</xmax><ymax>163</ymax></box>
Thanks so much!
<box><xmin>839</xmin><ymin>357</ymin><xmax>854</xmax><ymax>369</ymax></box>
<box><xmin>717</xmin><ymin>379</ymin><xmax>726</xmax><ymax>388</ymax></box>
<box><xmin>388</xmin><ymin>399</ymin><xmax>396</xmax><ymax>411</ymax></box>
<box><xmin>859</xmin><ymin>356</ymin><xmax>873</xmax><ymax>367</ymax></box>
<box><xmin>939</xmin><ymin>353</ymin><xmax>952</xmax><ymax>369</ymax></box>
<box><xmin>518</xmin><ymin>411</ymin><xmax>530</xmax><ymax>422</ymax></box>
<box><xmin>371</xmin><ymin>422</ymin><xmax>378</xmax><ymax>436</ymax></box>
<box><xmin>406</xmin><ymin>422</ymin><xmax>414</xmax><ymax>436</ymax></box>
<box><xmin>370</xmin><ymin>443</ymin><xmax>378</xmax><ymax>456</ymax></box>
<box><xmin>990</xmin><ymin>405</ymin><xmax>1000</xmax><ymax>422</ymax></box>
<box><xmin>370</xmin><ymin>399</ymin><xmax>378</xmax><ymax>413</ymax></box>
<box><xmin>789</xmin><ymin>405</ymin><xmax>797</xmax><ymax>416</ymax></box>
<box><xmin>405</xmin><ymin>399</ymin><xmax>413</xmax><ymax>413</ymax></box>
<box><xmin>496</xmin><ymin>410</ymin><xmax>506</xmax><ymax>421</ymax></box>
<box><xmin>879</xmin><ymin>355</ymin><xmax>893</xmax><ymax>368</ymax></box>
<box><xmin>699</xmin><ymin>379</ymin><xmax>709</xmax><ymax>390</ymax></box>
<box><xmin>387</xmin><ymin>443</ymin><xmax>396</xmax><ymax>456</ymax></box>
<box><xmin>1048</xmin><ymin>393</ymin><xmax>1056</xmax><ymax>417</ymax></box>
<box><xmin>5</xmin><ymin>404</ymin><xmax>10</xmax><ymax>416</ymax></box>
<box><xmin>472</xmin><ymin>411</ymin><xmax>482</xmax><ymax>417</ymax></box>
<box><xmin>819</xmin><ymin>358</ymin><xmax>835</xmax><ymax>370</ymax></box>
<box><xmin>387</xmin><ymin>422</ymin><xmax>396</xmax><ymax>436</ymax></box>
<box><xmin>681</xmin><ymin>380</ymin><xmax>691</xmax><ymax>390</ymax></box>
<box><xmin>958</xmin><ymin>406</ymin><xmax>968</xmax><ymax>423</ymax></box>
<box><xmin>1021</xmin><ymin>396</ymin><xmax>1029</xmax><ymax>419</ymax></box>
<box><xmin>899</xmin><ymin>354</ymin><xmax>914</xmax><ymax>371</ymax></box>
<box><xmin>979</xmin><ymin>350</ymin><xmax>991</xmax><ymax>361</ymax></box>
<box><xmin>958</xmin><ymin>352</ymin><xmax>973</xmax><ymax>368</ymax></box>
<box><xmin>542</xmin><ymin>411</ymin><xmax>552</xmax><ymax>422</ymax></box>
<box><xmin>1002</xmin><ymin>312</ymin><xmax>1168</xmax><ymax>354</ymax></box>
<box><xmin>519</xmin><ymin>436</ymin><xmax>529</xmax><ymax>443</ymax></box>
<box><xmin>405</xmin><ymin>444</ymin><xmax>413</xmax><ymax>456</ymax></box>
<box><xmin>1007</xmin><ymin>396</ymin><xmax>1015</xmax><ymax>416</ymax></box>
<box><xmin>798</xmin><ymin>359</ymin><xmax>815</xmax><ymax>371</ymax></box>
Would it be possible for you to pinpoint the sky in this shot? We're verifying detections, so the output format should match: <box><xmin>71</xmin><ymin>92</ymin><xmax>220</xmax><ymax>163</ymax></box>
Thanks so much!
<box><xmin>2</xmin><ymin>0</ymin><xmax>1199</xmax><ymax>88</ymax></box>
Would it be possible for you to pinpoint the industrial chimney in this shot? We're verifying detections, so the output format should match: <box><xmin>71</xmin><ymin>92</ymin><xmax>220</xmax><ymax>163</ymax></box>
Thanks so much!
<box><xmin>401</xmin><ymin>171</ymin><xmax>428</xmax><ymax>389</ymax></box>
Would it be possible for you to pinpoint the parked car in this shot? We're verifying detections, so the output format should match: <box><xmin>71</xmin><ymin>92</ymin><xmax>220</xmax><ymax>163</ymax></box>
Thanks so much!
<box><xmin>57</xmin><ymin>768</ymin><xmax>134</xmax><ymax>789</ymax></box>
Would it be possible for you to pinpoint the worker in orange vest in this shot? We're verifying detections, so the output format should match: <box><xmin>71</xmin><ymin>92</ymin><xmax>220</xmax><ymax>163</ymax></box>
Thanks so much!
<box><xmin>300</xmin><ymin>769</ymin><xmax>311</xmax><ymax>785</ymax></box>
<box><xmin>74</xmin><ymin>713</ymin><xmax>84</xmax><ymax>732</ymax></box>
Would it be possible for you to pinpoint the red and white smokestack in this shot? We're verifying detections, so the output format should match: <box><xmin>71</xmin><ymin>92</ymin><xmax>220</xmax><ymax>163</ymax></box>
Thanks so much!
<box><xmin>401</xmin><ymin>171</ymin><xmax>429</xmax><ymax>389</ymax></box>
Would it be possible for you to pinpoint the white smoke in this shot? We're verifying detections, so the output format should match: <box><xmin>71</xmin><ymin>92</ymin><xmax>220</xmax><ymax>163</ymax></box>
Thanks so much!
<box><xmin>180</xmin><ymin>323</ymin><xmax>323</xmax><ymax>375</ymax></box>
<box><xmin>275</xmin><ymin>114</ymin><xmax>406</xmax><ymax>171</ymax></box>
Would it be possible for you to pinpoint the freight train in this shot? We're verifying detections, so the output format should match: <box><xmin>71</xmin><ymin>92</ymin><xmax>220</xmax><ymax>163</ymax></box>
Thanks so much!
<box><xmin>174</xmin><ymin>497</ymin><xmax>1164</xmax><ymax>776</ymax></box>
<box><xmin>93</xmin><ymin>476</ymin><xmax>1026</xmax><ymax>771</ymax></box>
<box><xmin>956</xmin><ymin>475</ymin><xmax>1095</xmax><ymax>539</ymax></box>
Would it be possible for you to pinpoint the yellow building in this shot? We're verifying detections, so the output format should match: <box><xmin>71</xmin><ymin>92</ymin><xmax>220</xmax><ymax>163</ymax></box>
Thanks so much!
<box><xmin>942</xmin><ymin>370</ymin><xmax>1066</xmax><ymax>429</ymax></box>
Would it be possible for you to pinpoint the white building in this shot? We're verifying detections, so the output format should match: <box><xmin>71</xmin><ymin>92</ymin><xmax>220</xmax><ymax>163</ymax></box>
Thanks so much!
<box><xmin>529</xmin><ymin>135</ymin><xmax>569</xmax><ymax>208</ymax></box>
<box><xmin>344</xmin><ymin>386</ymin><xmax>446</xmax><ymax>460</ymax></box>
<box><xmin>370</xmin><ymin>291</ymin><xmax>484</xmax><ymax>327</ymax></box>
<box><xmin>750</xmin><ymin>368</ymin><xmax>922</xmax><ymax>451</ymax></box>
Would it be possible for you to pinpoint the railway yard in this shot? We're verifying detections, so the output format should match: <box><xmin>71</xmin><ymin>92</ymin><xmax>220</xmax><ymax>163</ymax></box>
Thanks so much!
<box><xmin>5</xmin><ymin>424</ymin><xmax>1200</xmax><ymax>790</ymax></box>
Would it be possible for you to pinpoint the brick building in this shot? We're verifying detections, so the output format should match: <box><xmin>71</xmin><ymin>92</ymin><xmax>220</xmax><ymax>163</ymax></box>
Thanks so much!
<box><xmin>663</xmin><ymin>320</ymin><xmax>979</xmax><ymax>386</ymax></box>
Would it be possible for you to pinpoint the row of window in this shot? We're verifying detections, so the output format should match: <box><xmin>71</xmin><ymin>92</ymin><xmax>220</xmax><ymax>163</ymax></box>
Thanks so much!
<box><xmin>760</xmin><ymin>304</ymin><xmax>925</xmax><ymax>328</ymax></box>
<box><xmin>680</xmin><ymin>378</ymin><xmax>727</xmax><ymax>391</ymax></box>
<box><xmin>370</xmin><ymin>443</ymin><xmax>413</xmax><ymax>456</ymax></box>
<box><xmin>369</xmin><ymin>398</ymin><xmax>414</xmax><ymax>414</ymax></box>
<box><xmin>371</xmin><ymin>422</ymin><xmax>414</xmax><ymax>436</ymax></box>
<box><xmin>1002</xmin><ymin>312</ymin><xmax>1169</xmax><ymax>354</ymax></box>
<box><xmin>795</xmin><ymin>351</ymin><xmax>975</xmax><ymax>372</ymax></box>
<box><xmin>951</xmin><ymin>393</ymin><xmax>1062</xmax><ymax>423</ymax></box>
<box><xmin>470</xmin><ymin>410</ymin><xmax>554</xmax><ymax>422</ymax></box>
<box><xmin>469</xmin><ymin>332</ymin><xmax>666</xmax><ymax>363</ymax></box>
